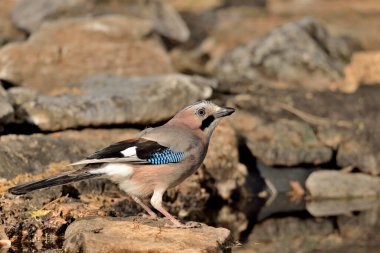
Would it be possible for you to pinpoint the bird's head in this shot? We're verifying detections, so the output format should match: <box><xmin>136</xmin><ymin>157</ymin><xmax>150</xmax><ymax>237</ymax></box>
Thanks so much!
<box><xmin>168</xmin><ymin>100</ymin><xmax>235</xmax><ymax>139</ymax></box>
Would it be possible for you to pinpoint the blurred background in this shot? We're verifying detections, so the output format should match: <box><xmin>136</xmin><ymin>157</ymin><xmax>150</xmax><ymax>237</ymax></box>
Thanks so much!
<box><xmin>1</xmin><ymin>0</ymin><xmax>380</xmax><ymax>252</ymax></box>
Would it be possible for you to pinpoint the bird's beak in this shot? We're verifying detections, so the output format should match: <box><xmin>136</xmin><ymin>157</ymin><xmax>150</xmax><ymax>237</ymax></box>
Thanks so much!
<box><xmin>214</xmin><ymin>106</ymin><xmax>235</xmax><ymax>118</ymax></box>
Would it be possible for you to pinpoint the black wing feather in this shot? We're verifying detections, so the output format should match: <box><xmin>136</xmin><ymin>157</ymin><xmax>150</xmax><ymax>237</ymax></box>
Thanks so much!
<box><xmin>86</xmin><ymin>138</ymin><xmax>169</xmax><ymax>160</ymax></box>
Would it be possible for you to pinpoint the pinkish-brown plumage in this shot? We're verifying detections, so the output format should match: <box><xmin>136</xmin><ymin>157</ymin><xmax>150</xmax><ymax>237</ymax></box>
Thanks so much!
<box><xmin>9</xmin><ymin>101</ymin><xmax>235</xmax><ymax>228</ymax></box>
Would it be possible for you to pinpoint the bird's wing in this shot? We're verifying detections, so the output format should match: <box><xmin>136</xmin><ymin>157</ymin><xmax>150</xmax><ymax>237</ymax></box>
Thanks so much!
<box><xmin>70</xmin><ymin>138</ymin><xmax>185</xmax><ymax>166</ymax></box>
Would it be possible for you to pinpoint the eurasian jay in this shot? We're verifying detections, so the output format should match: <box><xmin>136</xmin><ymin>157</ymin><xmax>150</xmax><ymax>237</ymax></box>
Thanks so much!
<box><xmin>8</xmin><ymin>100</ymin><xmax>235</xmax><ymax>227</ymax></box>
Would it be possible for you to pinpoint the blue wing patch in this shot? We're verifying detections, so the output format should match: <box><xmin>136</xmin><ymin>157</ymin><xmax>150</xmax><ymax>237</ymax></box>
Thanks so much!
<box><xmin>147</xmin><ymin>150</ymin><xmax>185</xmax><ymax>165</ymax></box>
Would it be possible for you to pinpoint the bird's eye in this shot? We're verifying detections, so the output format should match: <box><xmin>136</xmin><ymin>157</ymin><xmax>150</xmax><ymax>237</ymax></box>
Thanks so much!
<box><xmin>197</xmin><ymin>108</ymin><xmax>206</xmax><ymax>117</ymax></box>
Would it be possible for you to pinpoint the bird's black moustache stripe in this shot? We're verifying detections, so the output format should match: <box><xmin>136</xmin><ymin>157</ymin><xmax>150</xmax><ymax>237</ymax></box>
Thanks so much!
<box><xmin>200</xmin><ymin>115</ymin><xmax>215</xmax><ymax>130</ymax></box>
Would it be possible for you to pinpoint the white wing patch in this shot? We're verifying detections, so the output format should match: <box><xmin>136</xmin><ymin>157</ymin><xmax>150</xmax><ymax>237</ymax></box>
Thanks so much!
<box><xmin>121</xmin><ymin>146</ymin><xmax>137</xmax><ymax>157</ymax></box>
<box><xmin>91</xmin><ymin>163</ymin><xmax>134</xmax><ymax>177</ymax></box>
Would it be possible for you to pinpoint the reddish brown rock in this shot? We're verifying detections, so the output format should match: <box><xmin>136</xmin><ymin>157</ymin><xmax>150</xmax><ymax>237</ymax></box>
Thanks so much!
<box><xmin>63</xmin><ymin>217</ymin><xmax>232</xmax><ymax>253</ymax></box>
<box><xmin>343</xmin><ymin>51</ymin><xmax>380</xmax><ymax>92</ymax></box>
<box><xmin>0</xmin><ymin>15</ymin><xmax>174</xmax><ymax>91</ymax></box>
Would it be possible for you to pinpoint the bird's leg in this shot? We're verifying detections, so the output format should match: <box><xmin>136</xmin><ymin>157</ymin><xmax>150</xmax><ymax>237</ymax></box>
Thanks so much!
<box><xmin>131</xmin><ymin>195</ymin><xmax>157</xmax><ymax>218</ymax></box>
<box><xmin>150</xmin><ymin>189</ymin><xmax>183</xmax><ymax>227</ymax></box>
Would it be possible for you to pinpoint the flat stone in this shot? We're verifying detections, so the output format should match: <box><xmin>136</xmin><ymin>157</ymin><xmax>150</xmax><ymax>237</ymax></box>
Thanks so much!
<box><xmin>215</xmin><ymin>17</ymin><xmax>357</xmax><ymax>92</ymax></box>
<box><xmin>245</xmin><ymin>119</ymin><xmax>333</xmax><ymax>166</ymax></box>
<box><xmin>0</xmin><ymin>15</ymin><xmax>174</xmax><ymax>91</ymax></box>
<box><xmin>9</xmin><ymin>74</ymin><xmax>213</xmax><ymax>131</ymax></box>
<box><xmin>63</xmin><ymin>216</ymin><xmax>231</xmax><ymax>253</ymax></box>
<box><xmin>306</xmin><ymin>171</ymin><xmax>380</xmax><ymax>199</ymax></box>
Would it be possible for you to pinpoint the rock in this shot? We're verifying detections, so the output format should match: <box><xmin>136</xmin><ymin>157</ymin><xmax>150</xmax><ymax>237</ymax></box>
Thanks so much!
<box><xmin>0</xmin><ymin>0</ymin><xmax>25</xmax><ymax>45</ymax></box>
<box><xmin>306</xmin><ymin>171</ymin><xmax>380</xmax><ymax>199</ymax></box>
<box><xmin>0</xmin><ymin>224</ymin><xmax>10</xmax><ymax>249</ymax></box>
<box><xmin>337</xmin><ymin>208</ymin><xmax>379</xmax><ymax>242</ymax></box>
<box><xmin>11</xmin><ymin>0</ymin><xmax>189</xmax><ymax>41</ymax></box>
<box><xmin>337</xmin><ymin>139</ymin><xmax>379</xmax><ymax>175</ymax></box>
<box><xmin>267</xmin><ymin>0</ymin><xmax>380</xmax><ymax>50</ymax></box>
<box><xmin>203</xmin><ymin>120</ymin><xmax>247</xmax><ymax>200</ymax></box>
<box><xmin>167</xmin><ymin>0</ymin><xmax>222</xmax><ymax>13</ymax></box>
<box><xmin>0</xmin><ymin>15</ymin><xmax>174</xmax><ymax>91</ymax></box>
<box><xmin>215</xmin><ymin>17</ymin><xmax>357</xmax><ymax>92</ymax></box>
<box><xmin>306</xmin><ymin>198</ymin><xmax>378</xmax><ymax>217</ymax></box>
<box><xmin>150</xmin><ymin>0</ymin><xmax>190</xmax><ymax>42</ymax></box>
<box><xmin>240</xmin><ymin>216</ymin><xmax>339</xmax><ymax>253</ymax></box>
<box><xmin>63</xmin><ymin>216</ymin><xmax>231</xmax><ymax>253</ymax></box>
<box><xmin>0</xmin><ymin>86</ymin><xmax>14</xmax><ymax>127</ymax></box>
<box><xmin>245</xmin><ymin>119</ymin><xmax>333</xmax><ymax>166</ymax></box>
<box><xmin>0</xmin><ymin>129</ymin><xmax>138</xmax><ymax>179</ymax></box>
<box><xmin>9</xmin><ymin>74</ymin><xmax>213</xmax><ymax>131</ymax></box>
<box><xmin>343</xmin><ymin>51</ymin><xmax>380</xmax><ymax>93</ymax></box>
<box><xmin>216</xmin><ymin>206</ymin><xmax>248</xmax><ymax>240</ymax></box>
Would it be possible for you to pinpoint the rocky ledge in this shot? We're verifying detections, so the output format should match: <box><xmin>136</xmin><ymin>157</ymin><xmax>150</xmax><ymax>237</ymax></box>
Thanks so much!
<box><xmin>64</xmin><ymin>216</ymin><xmax>232</xmax><ymax>253</ymax></box>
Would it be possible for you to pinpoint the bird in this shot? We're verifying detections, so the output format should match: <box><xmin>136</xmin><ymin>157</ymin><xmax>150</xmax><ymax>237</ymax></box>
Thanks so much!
<box><xmin>8</xmin><ymin>100</ymin><xmax>235</xmax><ymax>228</ymax></box>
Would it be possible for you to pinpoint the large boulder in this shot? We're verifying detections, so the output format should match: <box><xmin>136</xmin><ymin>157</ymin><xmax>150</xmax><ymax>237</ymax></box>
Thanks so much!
<box><xmin>9</xmin><ymin>74</ymin><xmax>213</xmax><ymax>131</ymax></box>
<box><xmin>215</xmin><ymin>17</ymin><xmax>357</xmax><ymax>92</ymax></box>
<box><xmin>64</xmin><ymin>217</ymin><xmax>231</xmax><ymax>253</ymax></box>
<box><xmin>0</xmin><ymin>15</ymin><xmax>174</xmax><ymax>91</ymax></box>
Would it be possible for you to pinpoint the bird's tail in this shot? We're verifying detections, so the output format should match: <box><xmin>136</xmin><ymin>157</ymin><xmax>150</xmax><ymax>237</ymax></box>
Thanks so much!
<box><xmin>8</xmin><ymin>171</ymin><xmax>102</xmax><ymax>195</ymax></box>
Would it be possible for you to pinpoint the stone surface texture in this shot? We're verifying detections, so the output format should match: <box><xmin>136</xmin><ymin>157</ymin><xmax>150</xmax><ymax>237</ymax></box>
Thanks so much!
<box><xmin>9</xmin><ymin>74</ymin><xmax>213</xmax><ymax>131</ymax></box>
<box><xmin>63</xmin><ymin>217</ymin><xmax>231</xmax><ymax>253</ymax></box>
<box><xmin>306</xmin><ymin>171</ymin><xmax>380</xmax><ymax>199</ymax></box>
<box><xmin>0</xmin><ymin>15</ymin><xmax>174</xmax><ymax>91</ymax></box>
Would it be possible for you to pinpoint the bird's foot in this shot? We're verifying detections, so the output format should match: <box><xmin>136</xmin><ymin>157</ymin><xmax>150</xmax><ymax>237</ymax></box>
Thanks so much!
<box><xmin>137</xmin><ymin>213</ymin><xmax>158</xmax><ymax>220</ymax></box>
<box><xmin>164</xmin><ymin>221</ymin><xmax>202</xmax><ymax>229</ymax></box>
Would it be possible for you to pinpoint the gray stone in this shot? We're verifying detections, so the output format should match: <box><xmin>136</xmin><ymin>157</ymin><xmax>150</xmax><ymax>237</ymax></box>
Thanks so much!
<box><xmin>215</xmin><ymin>17</ymin><xmax>358</xmax><ymax>91</ymax></box>
<box><xmin>63</xmin><ymin>216</ymin><xmax>231</xmax><ymax>253</ymax></box>
<box><xmin>337</xmin><ymin>139</ymin><xmax>379</xmax><ymax>175</ymax></box>
<box><xmin>10</xmin><ymin>74</ymin><xmax>213</xmax><ymax>131</ymax></box>
<box><xmin>11</xmin><ymin>0</ymin><xmax>189</xmax><ymax>41</ymax></box>
<box><xmin>0</xmin><ymin>15</ymin><xmax>174</xmax><ymax>91</ymax></box>
<box><xmin>245</xmin><ymin>119</ymin><xmax>333</xmax><ymax>166</ymax></box>
<box><xmin>306</xmin><ymin>171</ymin><xmax>380</xmax><ymax>199</ymax></box>
<box><xmin>0</xmin><ymin>0</ymin><xmax>25</xmax><ymax>46</ymax></box>
<box><xmin>0</xmin><ymin>86</ymin><xmax>14</xmax><ymax>126</ymax></box>
<box><xmin>0</xmin><ymin>129</ymin><xmax>138</xmax><ymax>179</ymax></box>
<box><xmin>203</xmin><ymin>121</ymin><xmax>247</xmax><ymax>200</ymax></box>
